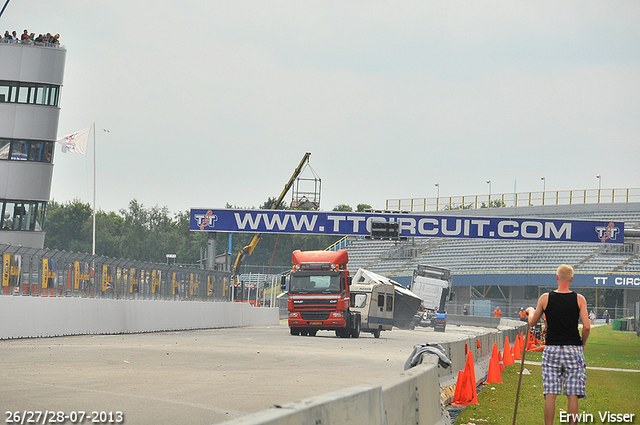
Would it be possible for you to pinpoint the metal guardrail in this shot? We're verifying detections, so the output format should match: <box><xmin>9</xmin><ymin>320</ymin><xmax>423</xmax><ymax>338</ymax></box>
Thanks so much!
<box><xmin>386</xmin><ymin>188</ymin><xmax>640</xmax><ymax>212</ymax></box>
<box><xmin>1</xmin><ymin>244</ymin><xmax>231</xmax><ymax>301</ymax></box>
<box><xmin>325</xmin><ymin>235</ymin><xmax>350</xmax><ymax>251</ymax></box>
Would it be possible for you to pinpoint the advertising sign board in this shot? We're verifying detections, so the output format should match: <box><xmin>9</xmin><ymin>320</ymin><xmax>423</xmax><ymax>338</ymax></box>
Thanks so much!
<box><xmin>190</xmin><ymin>208</ymin><xmax>623</xmax><ymax>244</ymax></box>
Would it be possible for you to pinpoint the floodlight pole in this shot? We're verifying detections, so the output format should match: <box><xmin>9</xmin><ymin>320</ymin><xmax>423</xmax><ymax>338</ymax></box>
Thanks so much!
<box><xmin>92</xmin><ymin>123</ymin><xmax>96</xmax><ymax>256</ymax></box>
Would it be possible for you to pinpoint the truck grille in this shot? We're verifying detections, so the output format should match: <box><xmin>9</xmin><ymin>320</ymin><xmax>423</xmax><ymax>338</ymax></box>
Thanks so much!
<box><xmin>300</xmin><ymin>311</ymin><xmax>330</xmax><ymax>321</ymax></box>
<box><xmin>292</xmin><ymin>299</ymin><xmax>338</xmax><ymax>306</ymax></box>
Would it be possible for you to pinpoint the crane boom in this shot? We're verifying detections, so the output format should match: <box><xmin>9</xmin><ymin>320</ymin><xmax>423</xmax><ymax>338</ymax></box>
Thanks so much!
<box><xmin>232</xmin><ymin>152</ymin><xmax>312</xmax><ymax>286</ymax></box>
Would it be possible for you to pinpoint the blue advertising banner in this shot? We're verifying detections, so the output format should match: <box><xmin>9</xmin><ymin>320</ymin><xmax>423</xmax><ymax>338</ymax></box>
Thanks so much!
<box><xmin>452</xmin><ymin>273</ymin><xmax>640</xmax><ymax>288</ymax></box>
<box><xmin>190</xmin><ymin>208</ymin><xmax>624</xmax><ymax>244</ymax></box>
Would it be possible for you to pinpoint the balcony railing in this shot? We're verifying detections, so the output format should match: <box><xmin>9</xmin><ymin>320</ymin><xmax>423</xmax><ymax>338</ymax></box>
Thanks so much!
<box><xmin>0</xmin><ymin>39</ymin><xmax>65</xmax><ymax>49</ymax></box>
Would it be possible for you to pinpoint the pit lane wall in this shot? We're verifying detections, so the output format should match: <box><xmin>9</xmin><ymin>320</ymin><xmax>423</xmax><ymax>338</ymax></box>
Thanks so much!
<box><xmin>220</xmin><ymin>318</ymin><xmax>526</xmax><ymax>425</ymax></box>
<box><xmin>0</xmin><ymin>297</ymin><xmax>279</xmax><ymax>339</ymax></box>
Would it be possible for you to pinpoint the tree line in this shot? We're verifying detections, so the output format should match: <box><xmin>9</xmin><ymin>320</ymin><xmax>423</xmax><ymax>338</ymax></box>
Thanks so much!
<box><xmin>44</xmin><ymin>199</ymin><xmax>372</xmax><ymax>270</ymax></box>
<box><xmin>44</xmin><ymin>199</ymin><xmax>625</xmax><ymax>309</ymax></box>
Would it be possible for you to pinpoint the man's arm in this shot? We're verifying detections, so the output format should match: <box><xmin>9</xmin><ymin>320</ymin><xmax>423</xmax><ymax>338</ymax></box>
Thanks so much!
<box><xmin>526</xmin><ymin>293</ymin><xmax>548</xmax><ymax>327</ymax></box>
<box><xmin>577</xmin><ymin>294</ymin><xmax>590</xmax><ymax>346</ymax></box>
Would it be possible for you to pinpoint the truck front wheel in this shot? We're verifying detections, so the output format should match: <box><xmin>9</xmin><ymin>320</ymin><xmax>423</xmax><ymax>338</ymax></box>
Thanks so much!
<box><xmin>372</xmin><ymin>328</ymin><xmax>381</xmax><ymax>338</ymax></box>
<box><xmin>290</xmin><ymin>328</ymin><xmax>299</xmax><ymax>336</ymax></box>
<box><xmin>337</xmin><ymin>328</ymin><xmax>349</xmax><ymax>338</ymax></box>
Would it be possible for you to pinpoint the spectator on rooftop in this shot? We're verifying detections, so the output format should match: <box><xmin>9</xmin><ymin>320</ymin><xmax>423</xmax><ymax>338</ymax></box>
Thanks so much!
<box><xmin>3</xmin><ymin>29</ymin><xmax>59</xmax><ymax>45</ymax></box>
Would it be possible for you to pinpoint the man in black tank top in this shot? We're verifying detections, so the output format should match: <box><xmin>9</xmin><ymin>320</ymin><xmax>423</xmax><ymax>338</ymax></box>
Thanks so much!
<box><xmin>526</xmin><ymin>264</ymin><xmax>590</xmax><ymax>425</ymax></box>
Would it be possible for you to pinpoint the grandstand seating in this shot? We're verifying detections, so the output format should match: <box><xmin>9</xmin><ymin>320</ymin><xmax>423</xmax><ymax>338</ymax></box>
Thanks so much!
<box><xmin>343</xmin><ymin>203</ymin><xmax>640</xmax><ymax>278</ymax></box>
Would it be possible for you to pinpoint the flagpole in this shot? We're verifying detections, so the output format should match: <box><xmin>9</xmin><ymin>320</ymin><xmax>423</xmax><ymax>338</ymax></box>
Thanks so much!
<box><xmin>92</xmin><ymin>123</ymin><xmax>96</xmax><ymax>256</ymax></box>
<box><xmin>0</xmin><ymin>0</ymin><xmax>11</xmax><ymax>18</ymax></box>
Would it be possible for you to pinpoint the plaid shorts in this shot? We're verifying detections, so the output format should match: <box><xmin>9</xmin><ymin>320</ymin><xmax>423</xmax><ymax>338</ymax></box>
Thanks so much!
<box><xmin>542</xmin><ymin>345</ymin><xmax>586</xmax><ymax>398</ymax></box>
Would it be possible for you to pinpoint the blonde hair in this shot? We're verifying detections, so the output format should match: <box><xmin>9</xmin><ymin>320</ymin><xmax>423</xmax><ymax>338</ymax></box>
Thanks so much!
<box><xmin>556</xmin><ymin>264</ymin><xmax>574</xmax><ymax>282</ymax></box>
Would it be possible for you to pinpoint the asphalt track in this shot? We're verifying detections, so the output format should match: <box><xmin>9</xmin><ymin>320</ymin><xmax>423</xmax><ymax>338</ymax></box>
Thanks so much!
<box><xmin>1</xmin><ymin>322</ymin><xmax>491</xmax><ymax>425</ymax></box>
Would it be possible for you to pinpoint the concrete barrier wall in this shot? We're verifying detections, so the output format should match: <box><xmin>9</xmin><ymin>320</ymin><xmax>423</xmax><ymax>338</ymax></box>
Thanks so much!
<box><xmin>219</xmin><ymin>320</ymin><xmax>527</xmax><ymax>425</ymax></box>
<box><xmin>1</xmin><ymin>297</ymin><xmax>525</xmax><ymax>425</ymax></box>
<box><xmin>0</xmin><ymin>297</ymin><xmax>279</xmax><ymax>339</ymax></box>
<box><xmin>221</xmin><ymin>357</ymin><xmax>447</xmax><ymax>425</ymax></box>
<box><xmin>382</xmin><ymin>357</ymin><xmax>448</xmax><ymax>425</ymax></box>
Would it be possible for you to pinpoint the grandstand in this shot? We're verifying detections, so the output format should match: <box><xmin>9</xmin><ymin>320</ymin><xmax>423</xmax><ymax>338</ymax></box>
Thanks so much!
<box><xmin>339</xmin><ymin>199</ymin><xmax>640</xmax><ymax>316</ymax></box>
<box><xmin>346</xmin><ymin>238</ymin><xmax>640</xmax><ymax>277</ymax></box>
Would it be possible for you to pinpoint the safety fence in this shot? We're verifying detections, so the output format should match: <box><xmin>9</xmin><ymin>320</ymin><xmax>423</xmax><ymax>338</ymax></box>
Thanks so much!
<box><xmin>447</xmin><ymin>301</ymin><xmax>630</xmax><ymax>323</ymax></box>
<box><xmin>1</xmin><ymin>244</ymin><xmax>232</xmax><ymax>301</ymax></box>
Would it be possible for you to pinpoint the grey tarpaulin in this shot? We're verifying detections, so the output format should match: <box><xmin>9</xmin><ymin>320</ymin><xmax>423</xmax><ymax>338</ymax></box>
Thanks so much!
<box><xmin>404</xmin><ymin>342</ymin><xmax>452</xmax><ymax>370</ymax></box>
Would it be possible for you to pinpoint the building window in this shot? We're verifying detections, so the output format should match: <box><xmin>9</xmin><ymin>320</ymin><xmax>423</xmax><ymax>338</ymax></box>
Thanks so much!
<box><xmin>1</xmin><ymin>200</ymin><xmax>47</xmax><ymax>231</ymax></box>
<box><xmin>0</xmin><ymin>139</ymin><xmax>9</xmax><ymax>159</ymax></box>
<box><xmin>0</xmin><ymin>139</ymin><xmax>54</xmax><ymax>163</ymax></box>
<box><xmin>0</xmin><ymin>80</ymin><xmax>61</xmax><ymax>107</ymax></box>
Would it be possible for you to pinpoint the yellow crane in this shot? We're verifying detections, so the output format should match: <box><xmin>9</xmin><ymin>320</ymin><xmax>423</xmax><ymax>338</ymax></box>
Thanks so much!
<box><xmin>231</xmin><ymin>152</ymin><xmax>312</xmax><ymax>291</ymax></box>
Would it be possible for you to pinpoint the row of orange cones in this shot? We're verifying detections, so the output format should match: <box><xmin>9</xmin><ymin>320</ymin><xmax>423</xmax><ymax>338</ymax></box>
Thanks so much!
<box><xmin>451</xmin><ymin>330</ymin><xmax>544</xmax><ymax>406</ymax></box>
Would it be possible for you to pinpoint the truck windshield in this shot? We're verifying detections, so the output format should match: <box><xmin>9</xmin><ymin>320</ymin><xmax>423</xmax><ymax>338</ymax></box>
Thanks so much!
<box><xmin>289</xmin><ymin>272</ymin><xmax>341</xmax><ymax>294</ymax></box>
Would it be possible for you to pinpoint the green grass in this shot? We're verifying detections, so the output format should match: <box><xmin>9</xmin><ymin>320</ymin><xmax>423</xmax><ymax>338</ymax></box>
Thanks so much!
<box><xmin>583</xmin><ymin>326</ymin><xmax>640</xmax><ymax>370</ymax></box>
<box><xmin>454</xmin><ymin>327</ymin><xmax>640</xmax><ymax>425</ymax></box>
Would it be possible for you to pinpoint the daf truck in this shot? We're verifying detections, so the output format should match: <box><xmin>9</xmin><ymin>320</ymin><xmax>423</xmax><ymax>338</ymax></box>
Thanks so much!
<box><xmin>282</xmin><ymin>249</ymin><xmax>361</xmax><ymax>338</ymax></box>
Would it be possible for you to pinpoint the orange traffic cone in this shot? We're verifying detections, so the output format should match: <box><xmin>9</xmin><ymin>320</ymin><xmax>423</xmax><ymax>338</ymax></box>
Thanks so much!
<box><xmin>503</xmin><ymin>336</ymin><xmax>513</xmax><ymax>367</ymax></box>
<box><xmin>514</xmin><ymin>334</ymin><xmax>522</xmax><ymax>360</ymax></box>
<box><xmin>491</xmin><ymin>342</ymin><xmax>499</xmax><ymax>359</ymax></box>
<box><xmin>486</xmin><ymin>354</ymin><xmax>502</xmax><ymax>384</ymax></box>
<box><xmin>450</xmin><ymin>351</ymin><xmax>478</xmax><ymax>405</ymax></box>
<box><xmin>452</xmin><ymin>370</ymin><xmax>464</xmax><ymax>403</ymax></box>
<box><xmin>452</xmin><ymin>368</ymin><xmax>472</xmax><ymax>405</ymax></box>
<box><xmin>485</xmin><ymin>343</ymin><xmax>502</xmax><ymax>384</ymax></box>
<box><xmin>498</xmin><ymin>350</ymin><xmax>505</xmax><ymax>372</ymax></box>
<box><xmin>467</xmin><ymin>351</ymin><xmax>478</xmax><ymax>404</ymax></box>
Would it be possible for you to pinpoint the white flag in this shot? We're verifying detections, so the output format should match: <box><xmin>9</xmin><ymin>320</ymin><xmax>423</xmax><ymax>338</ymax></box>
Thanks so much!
<box><xmin>56</xmin><ymin>127</ymin><xmax>92</xmax><ymax>155</ymax></box>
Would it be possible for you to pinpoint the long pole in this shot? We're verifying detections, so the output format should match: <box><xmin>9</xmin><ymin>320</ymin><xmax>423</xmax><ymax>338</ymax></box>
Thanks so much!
<box><xmin>512</xmin><ymin>324</ymin><xmax>531</xmax><ymax>425</ymax></box>
<box><xmin>92</xmin><ymin>123</ymin><xmax>96</xmax><ymax>256</ymax></box>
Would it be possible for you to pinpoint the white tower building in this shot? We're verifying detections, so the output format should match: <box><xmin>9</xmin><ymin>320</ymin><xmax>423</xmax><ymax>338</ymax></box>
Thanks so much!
<box><xmin>0</xmin><ymin>39</ymin><xmax>66</xmax><ymax>248</ymax></box>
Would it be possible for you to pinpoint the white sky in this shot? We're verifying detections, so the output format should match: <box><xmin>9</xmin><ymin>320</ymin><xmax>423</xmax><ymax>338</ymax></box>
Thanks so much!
<box><xmin>4</xmin><ymin>1</ymin><xmax>639</xmax><ymax>214</ymax></box>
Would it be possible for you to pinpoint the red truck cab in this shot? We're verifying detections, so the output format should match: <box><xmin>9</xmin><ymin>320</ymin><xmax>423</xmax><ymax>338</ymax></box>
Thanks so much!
<box><xmin>284</xmin><ymin>249</ymin><xmax>360</xmax><ymax>338</ymax></box>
